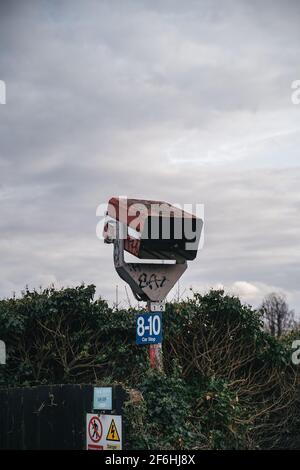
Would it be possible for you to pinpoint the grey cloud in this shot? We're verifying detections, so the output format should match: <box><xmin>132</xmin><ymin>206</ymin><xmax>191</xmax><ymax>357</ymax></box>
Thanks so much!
<box><xmin>0</xmin><ymin>0</ymin><xmax>299</xmax><ymax>312</ymax></box>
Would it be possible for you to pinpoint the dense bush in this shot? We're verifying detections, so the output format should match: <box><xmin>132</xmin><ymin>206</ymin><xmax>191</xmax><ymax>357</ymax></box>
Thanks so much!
<box><xmin>0</xmin><ymin>285</ymin><xmax>299</xmax><ymax>449</ymax></box>
<box><xmin>0</xmin><ymin>285</ymin><xmax>147</xmax><ymax>387</ymax></box>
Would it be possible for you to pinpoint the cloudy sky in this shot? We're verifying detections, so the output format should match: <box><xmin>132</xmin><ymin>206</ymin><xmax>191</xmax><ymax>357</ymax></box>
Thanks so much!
<box><xmin>0</xmin><ymin>0</ymin><xmax>300</xmax><ymax>312</ymax></box>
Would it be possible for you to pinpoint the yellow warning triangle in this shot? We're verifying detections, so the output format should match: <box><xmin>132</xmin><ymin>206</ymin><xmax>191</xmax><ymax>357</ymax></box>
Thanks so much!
<box><xmin>106</xmin><ymin>419</ymin><xmax>120</xmax><ymax>441</ymax></box>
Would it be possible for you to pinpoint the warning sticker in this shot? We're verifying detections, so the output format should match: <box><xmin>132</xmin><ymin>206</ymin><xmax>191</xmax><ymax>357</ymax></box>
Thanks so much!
<box><xmin>88</xmin><ymin>416</ymin><xmax>102</xmax><ymax>443</ymax></box>
<box><xmin>88</xmin><ymin>444</ymin><xmax>103</xmax><ymax>451</ymax></box>
<box><xmin>106</xmin><ymin>419</ymin><xmax>120</xmax><ymax>442</ymax></box>
<box><xmin>86</xmin><ymin>414</ymin><xmax>122</xmax><ymax>450</ymax></box>
<box><xmin>106</xmin><ymin>443</ymin><xmax>120</xmax><ymax>450</ymax></box>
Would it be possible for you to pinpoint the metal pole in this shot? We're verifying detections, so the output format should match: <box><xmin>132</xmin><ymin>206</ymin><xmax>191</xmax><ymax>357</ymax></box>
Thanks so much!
<box><xmin>116</xmin><ymin>284</ymin><xmax>119</xmax><ymax>310</ymax></box>
<box><xmin>147</xmin><ymin>301</ymin><xmax>163</xmax><ymax>372</ymax></box>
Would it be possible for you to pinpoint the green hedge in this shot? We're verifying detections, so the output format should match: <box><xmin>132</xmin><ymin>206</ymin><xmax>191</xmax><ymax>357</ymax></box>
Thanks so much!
<box><xmin>0</xmin><ymin>285</ymin><xmax>299</xmax><ymax>449</ymax></box>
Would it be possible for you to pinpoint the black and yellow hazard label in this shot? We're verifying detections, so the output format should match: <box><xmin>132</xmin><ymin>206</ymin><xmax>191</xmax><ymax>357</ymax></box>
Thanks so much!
<box><xmin>106</xmin><ymin>419</ymin><xmax>120</xmax><ymax>442</ymax></box>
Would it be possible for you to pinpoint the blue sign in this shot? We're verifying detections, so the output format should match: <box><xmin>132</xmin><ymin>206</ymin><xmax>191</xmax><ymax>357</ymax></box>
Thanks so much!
<box><xmin>93</xmin><ymin>387</ymin><xmax>112</xmax><ymax>410</ymax></box>
<box><xmin>136</xmin><ymin>312</ymin><xmax>162</xmax><ymax>345</ymax></box>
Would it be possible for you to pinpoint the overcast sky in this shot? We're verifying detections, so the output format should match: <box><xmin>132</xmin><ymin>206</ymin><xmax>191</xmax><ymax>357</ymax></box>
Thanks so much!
<box><xmin>0</xmin><ymin>0</ymin><xmax>300</xmax><ymax>312</ymax></box>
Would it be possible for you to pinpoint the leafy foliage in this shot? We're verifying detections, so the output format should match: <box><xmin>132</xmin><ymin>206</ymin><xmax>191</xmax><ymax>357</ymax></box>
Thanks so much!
<box><xmin>0</xmin><ymin>285</ymin><xmax>147</xmax><ymax>387</ymax></box>
<box><xmin>0</xmin><ymin>285</ymin><xmax>299</xmax><ymax>449</ymax></box>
